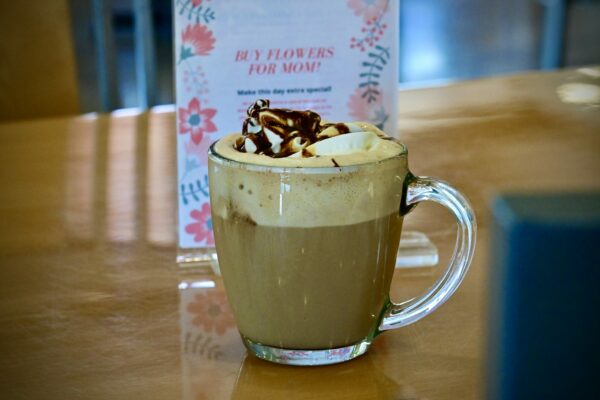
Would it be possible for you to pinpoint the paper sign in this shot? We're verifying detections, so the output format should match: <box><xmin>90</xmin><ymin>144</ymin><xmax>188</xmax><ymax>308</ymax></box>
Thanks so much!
<box><xmin>175</xmin><ymin>0</ymin><xmax>399</xmax><ymax>249</ymax></box>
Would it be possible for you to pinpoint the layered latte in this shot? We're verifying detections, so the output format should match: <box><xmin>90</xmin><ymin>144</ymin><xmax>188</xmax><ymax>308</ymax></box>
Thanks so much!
<box><xmin>209</xmin><ymin>100</ymin><xmax>407</xmax><ymax>349</ymax></box>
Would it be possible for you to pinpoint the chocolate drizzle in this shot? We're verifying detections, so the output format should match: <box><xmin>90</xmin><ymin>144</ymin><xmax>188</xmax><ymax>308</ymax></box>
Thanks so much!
<box><xmin>236</xmin><ymin>99</ymin><xmax>355</xmax><ymax>158</ymax></box>
<box><xmin>321</xmin><ymin>123</ymin><xmax>350</xmax><ymax>135</ymax></box>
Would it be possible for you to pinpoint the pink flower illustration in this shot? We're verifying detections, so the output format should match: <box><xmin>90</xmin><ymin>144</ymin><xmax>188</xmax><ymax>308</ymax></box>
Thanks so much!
<box><xmin>187</xmin><ymin>290</ymin><xmax>235</xmax><ymax>335</ymax></box>
<box><xmin>347</xmin><ymin>0</ymin><xmax>388</xmax><ymax>22</ymax></box>
<box><xmin>185</xmin><ymin>203</ymin><xmax>215</xmax><ymax>244</ymax></box>
<box><xmin>179</xmin><ymin>97</ymin><xmax>217</xmax><ymax>144</ymax></box>
<box><xmin>181</xmin><ymin>24</ymin><xmax>215</xmax><ymax>59</ymax></box>
<box><xmin>348</xmin><ymin>87</ymin><xmax>381</xmax><ymax>120</ymax></box>
<box><xmin>348</xmin><ymin>0</ymin><xmax>389</xmax><ymax>50</ymax></box>
<box><xmin>348</xmin><ymin>88</ymin><xmax>388</xmax><ymax>128</ymax></box>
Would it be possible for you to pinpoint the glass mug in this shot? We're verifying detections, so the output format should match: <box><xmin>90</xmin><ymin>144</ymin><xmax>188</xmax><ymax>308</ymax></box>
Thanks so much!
<box><xmin>208</xmin><ymin>140</ymin><xmax>476</xmax><ymax>366</ymax></box>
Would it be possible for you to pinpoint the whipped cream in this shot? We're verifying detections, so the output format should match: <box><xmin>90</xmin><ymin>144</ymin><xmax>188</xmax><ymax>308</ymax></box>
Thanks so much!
<box><xmin>209</xmin><ymin>100</ymin><xmax>408</xmax><ymax>228</ymax></box>
<box><xmin>222</xmin><ymin>99</ymin><xmax>403</xmax><ymax>167</ymax></box>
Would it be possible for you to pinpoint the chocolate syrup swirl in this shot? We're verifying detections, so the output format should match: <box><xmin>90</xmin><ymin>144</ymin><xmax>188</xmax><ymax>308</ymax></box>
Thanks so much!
<box><xmin>236</xmin><ymin>99</ymin><xmax>354</xmax><ymax>158</ymax></box>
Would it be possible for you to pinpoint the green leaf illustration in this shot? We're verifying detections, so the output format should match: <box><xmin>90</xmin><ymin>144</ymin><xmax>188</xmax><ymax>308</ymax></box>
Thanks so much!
<box><xmin>179</xmin><ymin>45</ymin><xmax>194</xmax><ymax>63</ymax></box>
<box><xmin>359</xmin><ymin>72</ymin><xmax>380</xmax><ymax>78</ymax></box>
<box><xmin>181</xmin><ymin>183</ymin><xmax>189</xmax><ymax>205</ymax></box>
<box><xmin>358</xmin><ymin>46</ymin><xmax>390</xmax><ymax>103</ymax></box>
<box><xmin>179</xmin><ymin>175</ymin><xmax>210</xmax><ymax>204</ymax></box>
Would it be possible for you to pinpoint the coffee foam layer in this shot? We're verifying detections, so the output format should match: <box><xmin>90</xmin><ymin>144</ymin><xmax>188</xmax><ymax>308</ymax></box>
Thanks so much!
<box><xmin>215</xmin><ymin>131</ymin><xmax>404</xmax><ymax>168</ymax></box>
<box><xmin>209</xmin><ymin>135</ymin><xmax>407</xmax><ymax>228</ymax></box>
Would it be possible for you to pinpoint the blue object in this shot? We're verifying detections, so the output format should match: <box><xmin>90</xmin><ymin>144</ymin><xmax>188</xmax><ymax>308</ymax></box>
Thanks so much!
<box><xmin>91</xmin><ymin>0</ymin><xmax>120</xmax><ymax>111</ymax></box>
<box><xmin>133</xmin><ymin>0</ymin><xmax>157</xmax><ymax>109</ymax></box>
<box><xmin>540</xmin><ymin>0</ymin><xmax>568</xmax><ymax>70</ymax></box>
<box><xmin>487</xmin><ymin>192</ymin><xmax>600</xmax><ymax>400</ymax></box>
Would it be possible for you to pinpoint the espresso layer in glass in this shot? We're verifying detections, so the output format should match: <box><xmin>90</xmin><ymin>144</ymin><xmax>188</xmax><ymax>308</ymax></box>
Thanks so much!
<box><xmin>213</xmin><ymin>212</ymin><xmax>402</xmax><ymax>349</ymax></box>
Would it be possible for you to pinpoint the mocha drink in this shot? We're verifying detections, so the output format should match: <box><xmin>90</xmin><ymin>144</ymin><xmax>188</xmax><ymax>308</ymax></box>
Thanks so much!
<box><xmin>208</xmin><ymin>100</ymin><xmax>476</xmax><ymax>366</ymax></box>
<box><xmin>208</xmin><ymin>100</ymin><xmax>407</xmax><ymax>349</ymax></box>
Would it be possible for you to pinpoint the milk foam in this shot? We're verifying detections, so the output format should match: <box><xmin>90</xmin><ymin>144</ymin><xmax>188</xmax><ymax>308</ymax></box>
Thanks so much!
<box><xmin>209</xmin><ymin>132</ymin><xmax>407</xmax><ymax>228</ymax></box>
<box><xmin>215</xmin><ymin>128</ymin><xmax>404</xmax><ymax>168</ymax></box>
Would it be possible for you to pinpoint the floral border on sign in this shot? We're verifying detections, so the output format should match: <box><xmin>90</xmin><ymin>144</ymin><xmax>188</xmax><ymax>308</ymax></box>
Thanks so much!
<box><xmin>176</xmin><ymin>1</ymin><xmax>219</xmax><ymax>246</ymax></box>
<box><xmin>347</xmin><ymin>0</ymin><xmax>391</xmax><ymax>129</ymax></box>
<box><xmin>359</xmin><ymin>45</ymin><xmax>390</xmax><ymax>103</ymax></box>
<box><xmin>348</xmin><ymin>0</ymin><xmax>390</xmax><ymax>52</ymax></box>
<box><xmin>179</xmin><ymin>24</ymin><xmax>216</xmax><ymax>64</ymax></box>
<box><xmin>176</xmin><ymin>0</ymin><xmax>216</xmax><ymax>24</ymax></box>
<box><xmin>180</xmin><ymin>175</ymin><xmax>209</xmax><ymax>205</ymax></box>
<box><xmin>348</xmin><ymin>87</ymin><xmax>388</xmax><ymax>129</ymax></box>
<box><xmin>185</xmin><ymin>202</ymin><xmax>215</xmax><ymax>245</ymax></box>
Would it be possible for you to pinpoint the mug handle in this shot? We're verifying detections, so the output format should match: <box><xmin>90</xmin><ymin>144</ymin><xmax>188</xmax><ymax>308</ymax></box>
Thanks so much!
<box><xmin>379</xmin><ymin>175</ymin><xmax>477</xmax><ymax>331</ymax></box>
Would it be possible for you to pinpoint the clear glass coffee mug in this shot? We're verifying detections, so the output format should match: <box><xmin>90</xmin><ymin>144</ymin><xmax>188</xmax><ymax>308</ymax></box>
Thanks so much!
<box><xmin>207</xmin><ymin>140</ymin><xmax>476</xmax><ymax>366</ymax></box>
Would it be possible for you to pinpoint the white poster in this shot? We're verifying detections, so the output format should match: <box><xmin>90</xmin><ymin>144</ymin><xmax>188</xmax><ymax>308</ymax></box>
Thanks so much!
<box><xmin>175</xmin><ymin>0</ymin><xmax>399</xmax><ymax>248</ymax></box>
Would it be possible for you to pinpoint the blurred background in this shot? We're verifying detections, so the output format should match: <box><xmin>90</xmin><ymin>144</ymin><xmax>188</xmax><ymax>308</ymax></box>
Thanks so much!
<box><xmin>75</xmin><ymin>0</ymin><xmax>600</xmax><ymax>109</ymax></box>
<box><xmin>1</xmin><ymin>0</ymin><xmax>599</xmax><ymax>119</ymax></box>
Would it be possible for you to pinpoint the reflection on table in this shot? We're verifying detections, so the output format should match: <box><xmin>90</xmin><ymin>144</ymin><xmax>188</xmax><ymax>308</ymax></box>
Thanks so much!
<box><xmin>179</xmin><ymin>278</ymin><xmax>421</xmax><ymax>400</ymax></box>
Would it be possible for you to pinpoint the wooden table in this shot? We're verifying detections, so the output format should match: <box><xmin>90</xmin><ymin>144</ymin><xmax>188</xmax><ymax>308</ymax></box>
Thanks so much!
<box><xmin>1</xmin><ymin>69</ymin><xmax>599</xmax><ymax>399</ymax></box>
